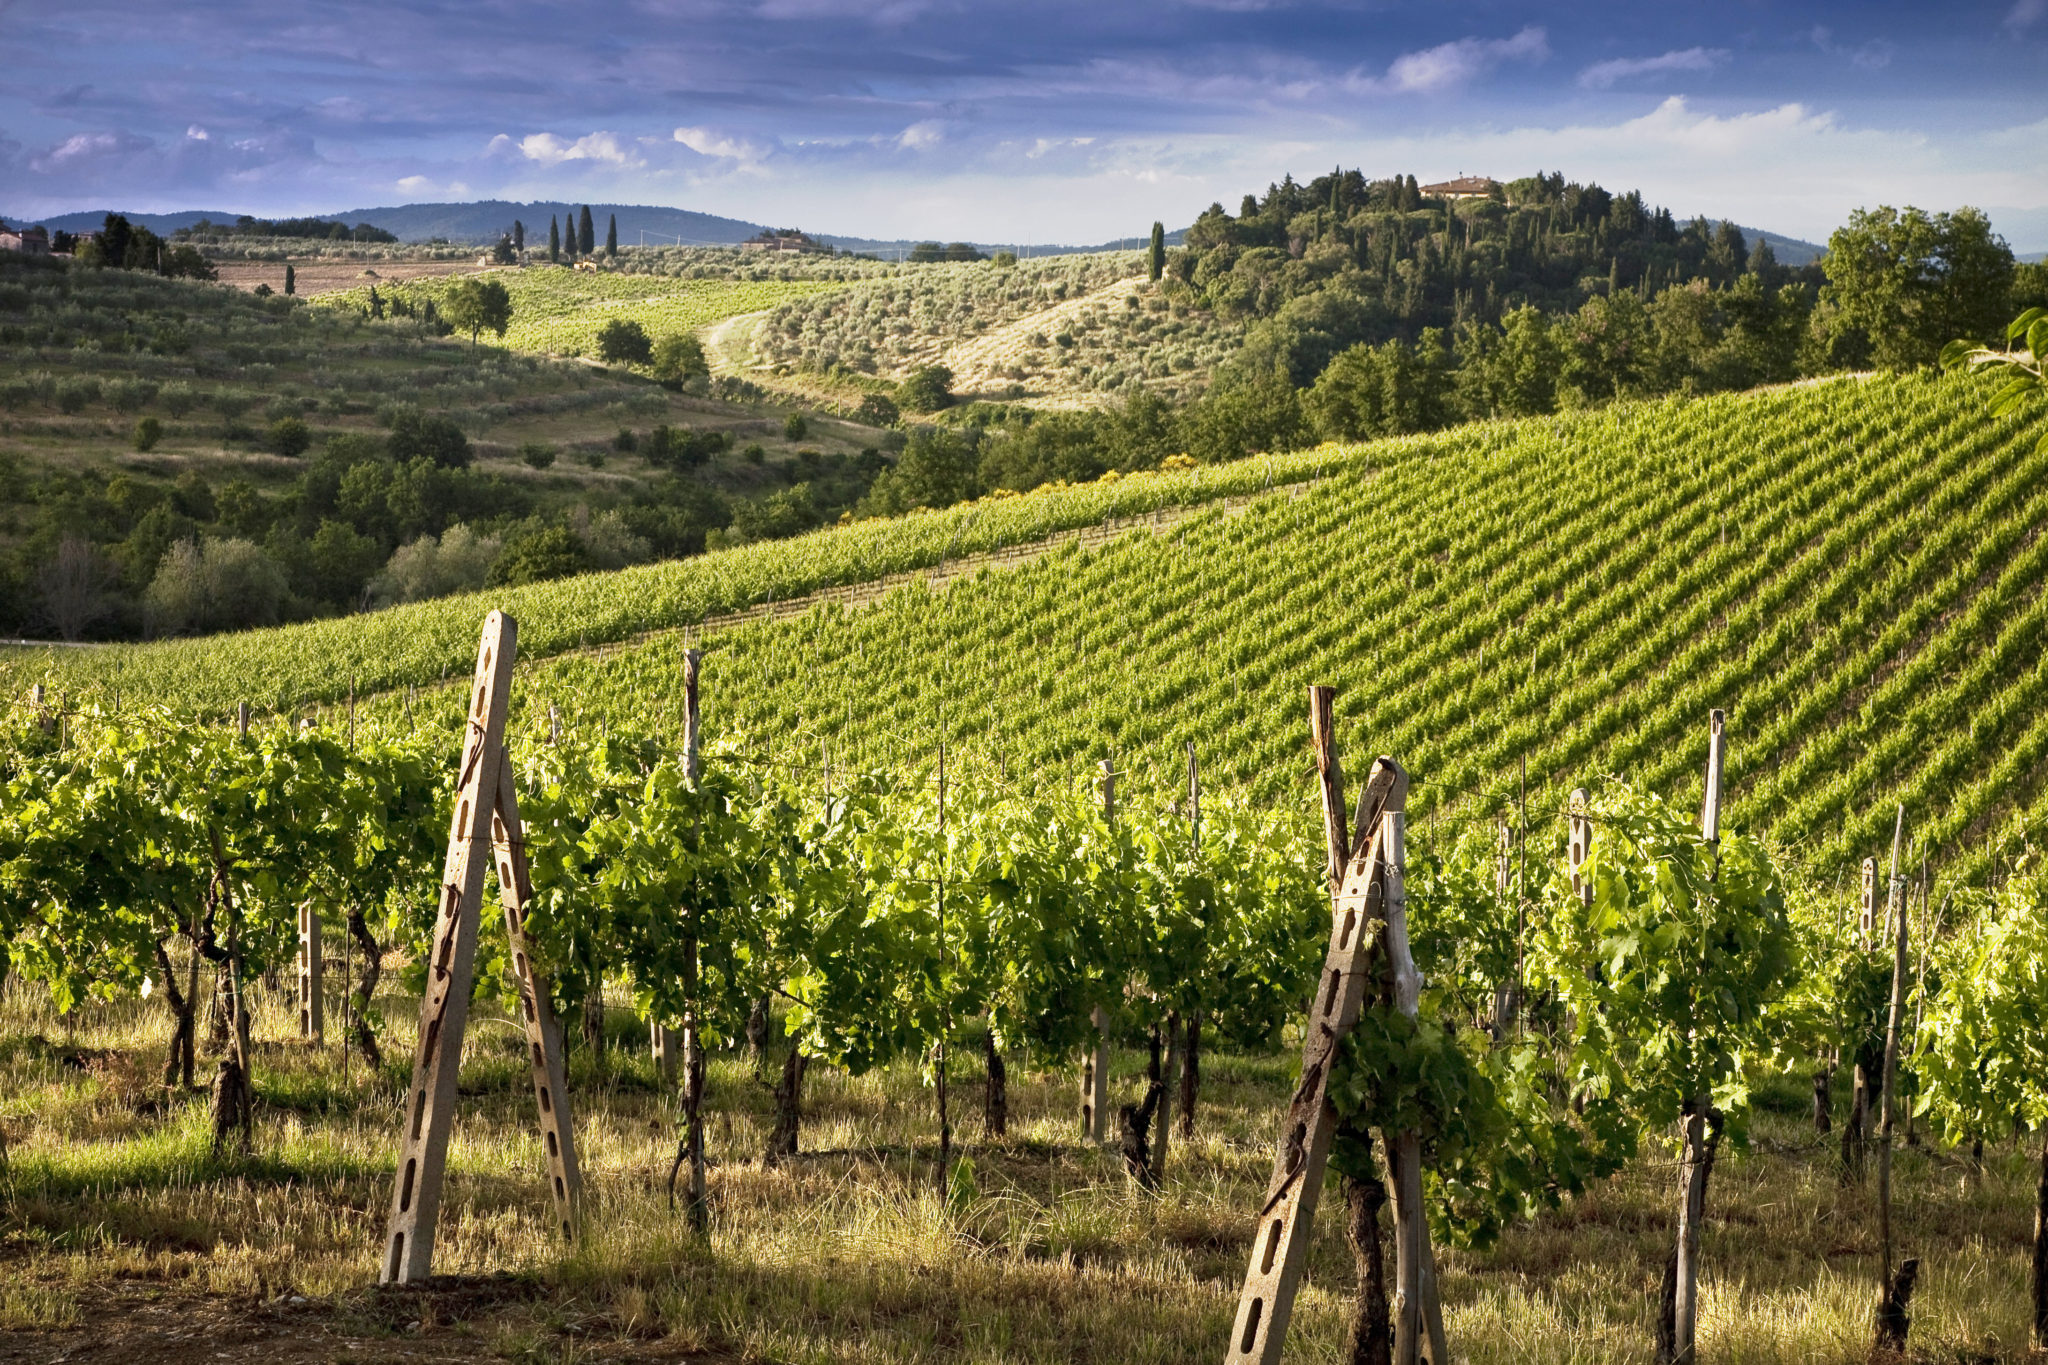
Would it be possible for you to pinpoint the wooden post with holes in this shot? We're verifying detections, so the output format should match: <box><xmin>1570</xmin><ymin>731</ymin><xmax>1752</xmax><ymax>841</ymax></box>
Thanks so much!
<box><xmin>379</xmin><ymin>611</ymin><xmax>580</xmax><ymax>1283</ymax></box>
<box><xmin>297</xmin><ymin>900</ymin><xmax>323</xmax><ymax>1045</ymax></box>
<box><xmin>1225</xmin><ymin>694</ymin><xmax>1409</xmax><ymax>1365</ymax></box>
<box><xmin>1859</xmin><ymin>858</ymin><xmax>1877</xmax><ymax>951</ymax></box>
<box><xmin>1568</xmin><ymin>788</ymin><xmax>1592</xmax><ymax>907</ymax></box>
<box><xmin>1081</xmin><ymin>759</ymin><xmax>1115</xmax><ymax>1144</ymax></box>
<box><xmin>1670</xmin><ymin>708</ymin><xmax>1725</xmax><ymax>1365</ymax></box>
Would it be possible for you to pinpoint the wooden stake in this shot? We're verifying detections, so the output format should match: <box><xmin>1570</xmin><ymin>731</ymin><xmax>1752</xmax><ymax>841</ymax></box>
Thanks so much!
<box><xmin>297</xmin><ymin>900</ymin><xmax>323</xmax><ymax>1045</ymax></box>
<box><xmin>1877</xmin><ymin>807</ymin><xmax>1908</xmax><ymax>1285</ymax></box>
<box><xmin>1568</xmin><ymin>787</ymin><xmax>1592</xmax><ymax>907</ymax></box>
<box><xmin>1225</xmin><ymin>740</ymin><xmax>1406</xmax><ymax>1365</ymax></box>
<box><xmin>379</xmin><ymin>611</ymin><xmax>581</xmax><ymax>1282</ymax></box>
<box><xmin>1081</xmin><ymin>758</ymin><xmax>1115</xmax><ymax>1144</ymax></box>
<box><xmin>680</xmin><ymin>648</ymin><xmax>707</xmax><ymax>1229</ymax></box>
<box><xmin>1860</xmin><ymin>858</ymin><xmax>1877</xmax><ymax>951</ymax></box>
<box><xmin>1671</xmin><ymin>708</ymin><xmax>1726</xmax><ymax>1365</ymax></box>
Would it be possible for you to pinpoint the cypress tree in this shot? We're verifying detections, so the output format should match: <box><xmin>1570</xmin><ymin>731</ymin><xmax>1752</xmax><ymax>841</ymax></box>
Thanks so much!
<box><xmin>549</xmin><ymin>216</ymin><xmax>560</xmax><ymax>262</ymax></box>
<box><xmin>578</xmin><ymin>205</ymin><xmax>595</xmax><ymax>257</ymax></box>
<box><xmin>513</xmin><ymin>220</ymin><xmax>525</xmax><ymax>252</ymax></box>
<box><xmin>283</xmin><ymin>263</ymin><xmax>295</xmax><ymax>297</ymax></box>
<box><xmin>1148</xmin><ymin>221</ymin><xmax>1165</xmax><ymax>282</ymax></box>
<box><xmin>606</xmin><ymin>213</ymin><xmax>618</xmax><ymax>257</ymax></box>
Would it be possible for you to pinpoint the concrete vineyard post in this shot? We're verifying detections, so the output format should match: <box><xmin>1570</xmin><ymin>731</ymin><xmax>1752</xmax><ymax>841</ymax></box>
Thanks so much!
<box><xmin>1860</xmin><ymin>858</ymin><xmax>1877</xmax><ymax>950</ymax></box>
<box><xmin>1081</xmin><ymin>758</ymin><xmax>1114</xmax><ymax>1144</ymax></box>
<box><xmin>379</xmin><ymin>612</ymin><xmax>581</xmax><ymax>1282</ymax></box>
<box><xmin>1224</xmin><ymin>704</ymin><xmax>1407</xmax><ymax>1365</ymax></box>
<box><xmin>492</xmin><ymin>759</ymin><xmax>584</xmax><ymax>1240</ymax></box>
<box><xmin>681</xmin><ymin>648</ymin><xmax>707</xmax><ymax>1229</ymax></box>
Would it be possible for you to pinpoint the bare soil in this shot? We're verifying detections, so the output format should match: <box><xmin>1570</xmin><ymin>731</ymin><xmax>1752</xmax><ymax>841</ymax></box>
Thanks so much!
<box><xmin>0</xmin><ymin>1274</ymin><xmax>737</xmax><ymax>1363</ymax></box>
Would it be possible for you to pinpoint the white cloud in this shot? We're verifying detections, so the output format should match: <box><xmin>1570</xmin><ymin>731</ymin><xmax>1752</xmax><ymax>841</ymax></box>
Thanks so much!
<box><xmin>1578</xmin><ymin>47</ymin><xmax>1727</xmax><ymax>90</ymax></box>
<box><xmin>2005</xmin><ymin>0</ymin><xmax>2046</xmax><ymax>34</ymax></box>
<box><xmin>1353</xmin><ymin>26</ymin><xmax>1548</xmax><ymax>96</ymax></box>
<box><xmin>396</xmin><ymin>174</ymin><xmax>433</xmax><ymax>192</ymax></box>
<box><xmin>897</xmin><ymin>120</ymin><xmax>946</xmax><ymax>150</ymax></box>
<box><xmin>1810</xmin><ymin>26</ymin><xmax>1895</xmax><ymax>72</ymax></box>
<box><xmin>185</xmin><ymin>124</ymin><xmax>210</xmax><ymax>141</ymax></box>
<box><xmin>514</xmin><ymin>130</ymin><xmax>640</xmax><ymax>167</ymax></box>
<box><xmin>673</xmin><ymin>126</ymin><xmax>776</xmax><ymax>166</ymax></box>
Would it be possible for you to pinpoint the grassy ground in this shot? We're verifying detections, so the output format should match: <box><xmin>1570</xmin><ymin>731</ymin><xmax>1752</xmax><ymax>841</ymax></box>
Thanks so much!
<box><xmin>0</xmin><ymin>970</ymin><xmax>2031</xmax><ymax>1364</ymax></box>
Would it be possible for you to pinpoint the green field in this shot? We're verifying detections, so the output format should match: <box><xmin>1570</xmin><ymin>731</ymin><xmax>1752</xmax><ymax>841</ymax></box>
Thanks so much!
<box><xmin>13</xmin><ymin>368</ymin><xmax>2046</xmax><ymax>877</ymax></box>
<box><xmin>316</xmin><ymin>268</ymin><xmax>845</xmax><ymax>358</ymax></box>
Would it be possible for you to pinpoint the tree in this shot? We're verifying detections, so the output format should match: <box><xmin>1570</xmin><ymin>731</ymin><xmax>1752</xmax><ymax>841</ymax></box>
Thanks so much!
<box><xmin>651</xmin><ymin>332</ymin><xmax>708</xmax><ymax>385</ymax></box>
<box><xmin>36</xmin><ymin>536</ymin><xmax>115</xmax><ymax>641</ymax></box>
<box><xmin>284</xmin><ymin>263</ymin><xmax>295</xmax><ymax>297</ymax></box>
<box><xmin>132</xmin><ymin>416</ymin><xmax>163</xmax><ymax>452</ymax></box>
<box><xmin>855</xmin><ymin>392</ymin><xmax>900</xmax><ymax>427</ymax></box>
<box><xmin>513</xmin><ymin>219</ymin><xmax>525</xmax><ymax>253</ymax></box>
<box><xmin>1822</xmin><ymin>206</ymin><xmax>2014</xmax><ymax>370</ymax></box>
<box><xmin>491</xmin><ymin>234</ymin><xmax>516</xmax><ymax>266</ymax></box>
<box><xmin>899</xmin><ymin>364</ymin><xmax>953</xmax><ymax>413</ymax></box>
<box><xmin>596</xmin><ymin>318</ymin><xmax>653</xmax><ymax>367</ymax></box>
<box><xmin>606</xmin><ymin>213</ymin><xmax>618</xmax><ymax>258</ymax></box>
<box><xmin>144</xmin><ymin>538</ymin><xmax>287</xmax><ymax>636</ymax></box>
<box><xmin>578</xmin><ymin>205</ymin><xmax>595</xmax><ymax>257</ymax></box>
<box><xmin>385</xmin><ymin>408</ymin><xmax>472</xmax><ymax>468</ymax></box>
<box><xmin>267</xmin><ymin>416</ymin><xmax>310</xmax><ymax>457</ymax></box>
<box><xmin>489</xmin><ymin>522</ymin><xmax>588</xmax><ymax>585</ymax></box>
<box><xmin>549</xmin><ymin>215</ymin><xmax>561</xmax><ymax>263</ymax></box>
<box><xmin>1148</xmin><ymin>221</ymin><xmax>1165</xmax><ymax>282</ymax></box>
<box><xmin>1943</xmin><ymin>306</ymin><xmax>2048</xmax><ymax>450</ymax></box>
<box><xmin>442</xmin><ymin>277</ymin><xmax>512</xmax><ymax>345</ymax></box>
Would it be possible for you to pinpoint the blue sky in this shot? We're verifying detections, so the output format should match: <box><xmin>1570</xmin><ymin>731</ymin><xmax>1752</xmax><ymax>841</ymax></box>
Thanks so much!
<box><xmin>3</xmin><ymin>0</ymin><xmax>2046</xmax><ymax>248</ymax></box>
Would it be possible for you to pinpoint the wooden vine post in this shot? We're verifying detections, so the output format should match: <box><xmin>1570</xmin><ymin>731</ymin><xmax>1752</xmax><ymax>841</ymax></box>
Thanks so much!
<box><xmin>1568</xmin><ymin>787</ymin><xmax>1592</xmax><ymax>907</ymax></box>
<box><xmin>379</xmin><ymin>611</ymin><xmax>582</xmax><ymax>1283</ymax></box>
<box><xmin>1669</xmin><ymin>709</ymin><xmax>1725</xmax><ymax>1365</ymax></box>
<box><xmin>1225</xmin><ymin>686</ymin><xmax>1443</xmax><ymax>1365</ymax></box>
<box><xmin>679</xmin><ymin>648</ymin><xmax>709</xmax><ymax>1231</ymax></box>
<box><xmin>1873</xmin><ymin>805</ymin><xmax>1918</xmax><ymax>1347</ymax></box>
<box><xmin>1080</xmin><ymin>758</ymin><xmax>1114</xmax><ymax>1144</ymax></box>
<box><xmin>296</xmin><ymin>898</ymin><xmax>323</xmax><ymax>1045</ymax></box>
<box><xmin>1859</xmin><ymin>857</ymin><xmax>1877</xmax><ymax>951</ymax></box>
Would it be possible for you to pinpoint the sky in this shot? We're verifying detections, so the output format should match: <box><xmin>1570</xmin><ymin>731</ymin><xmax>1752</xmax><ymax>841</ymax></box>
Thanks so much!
<box><xmin>3</xmin><ymin>0</ymin><xmax>2046</xmax><ymax>249</ymax></box>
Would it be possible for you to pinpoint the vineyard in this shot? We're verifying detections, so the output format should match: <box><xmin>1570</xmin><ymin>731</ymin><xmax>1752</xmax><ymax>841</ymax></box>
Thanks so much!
<box><xmin>314</xmin><ymin>269</ymin><xmax>845</xmax><ymax>359</ymax></box>
<box><xmin>4</xmin><ymin>366</ymin><xmax>2048</xmax><ymax>1360</ymax></box>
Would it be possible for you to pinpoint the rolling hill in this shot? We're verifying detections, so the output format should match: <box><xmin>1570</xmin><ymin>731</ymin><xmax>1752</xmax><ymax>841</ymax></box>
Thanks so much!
<box><xmin>9</xmin><ymin>370</ymin><xmax>2044</xmax><ymax>883</ymax></box>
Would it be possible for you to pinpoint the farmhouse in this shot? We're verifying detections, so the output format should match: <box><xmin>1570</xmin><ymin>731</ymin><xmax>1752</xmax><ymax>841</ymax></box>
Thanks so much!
<box><xmin>1420</xmin><ymin>175</ymin><xmax>1499</xmax><ymax>200</ymax></box>
<box><xmin>0</xmin><ymin>225</ymin><xmax>50</xmax><ymax>254</ymax></box>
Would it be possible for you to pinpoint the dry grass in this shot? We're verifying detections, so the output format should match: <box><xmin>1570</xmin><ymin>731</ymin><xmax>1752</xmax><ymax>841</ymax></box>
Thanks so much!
<box><xmin>0</xmin><ymin>975</ymin><xmax>2032</xmax><ymax>1363</ymax></box>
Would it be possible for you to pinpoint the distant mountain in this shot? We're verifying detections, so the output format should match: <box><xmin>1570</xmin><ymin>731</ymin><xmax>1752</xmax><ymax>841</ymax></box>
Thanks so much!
<box><xmin>26</xmin><ymin>208</ymin><xmax>231</xmax><ymax>235</ymax></box>
<box><xmin>1740</xmin><ymin>227</ymin><xmax>1825</xmax><ymax>267</ymax></box>
<box><xmin>325</xmin><ymin>200</ymin><xmax>768</xmax><ymax>246</ymax></box>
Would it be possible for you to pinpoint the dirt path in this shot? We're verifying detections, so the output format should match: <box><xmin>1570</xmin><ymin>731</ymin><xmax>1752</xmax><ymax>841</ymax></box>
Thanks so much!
<box><xmin>0</xmin><ymin>1276</ymin><xmax>730</xmax><ymax>1364</ymax></box>
<box><xmin>940</xmin><ymin>276</ymin><xmax>1148</xmax><ymax>404</ymax></box>
<box><xmin>701</xmin><ymin>309</ymin><xmax>772</xmax><ymax>377</ymax></box>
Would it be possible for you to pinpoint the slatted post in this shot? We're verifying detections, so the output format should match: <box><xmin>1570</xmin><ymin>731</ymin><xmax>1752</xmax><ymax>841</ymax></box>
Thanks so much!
<box><xmin>1225</xmin><ymin>748</ymin><xmax>1406</xmax><ymax>1365</ymax></box>
<box><xmin>680</xmin><ymin>648</ymin><xmax>708</xmax><ymax>1229</ymax></box>
<box><xmin>297</xmin><ymin>900</ymin><xmax>323</xmax><ymax>1045</ymax></box>
<box><xmin>493</xmin><ymin>756</ymin><xmax>583</xmax><ymax>1241</ymax></box>
<box><xmin>1568</xmin><ymin>788</ymin><xmax>1592</xmax><ymax>906</ymax></box>
<box><xmin>1081</xmin><ymin>759</ymin><xmax>1115</xmax><ymax>1144</ymax></box>
<box><xmin>379</xmin><ymin>611</ymin><xmax>518</xmax><ymax>1284</ymax></box>
<box><xmin>1380</xmin><ymin>806</ymin><xmax>1448</xmax><ymax>1365</ymax></box>
<box><xmin>1672</xmin><ymin>708</ymin><xmax>1726</xmax><ymax>1365</ymax></box>
<box><xmin>237</xmin><ymin>701</ymin><xmax>250</xmax><ymax>737</ymax></box>
<box><xmin>1859</xmin><ymin>858</ymin><xmax>1877</xmax><ymax>951</ymax></box>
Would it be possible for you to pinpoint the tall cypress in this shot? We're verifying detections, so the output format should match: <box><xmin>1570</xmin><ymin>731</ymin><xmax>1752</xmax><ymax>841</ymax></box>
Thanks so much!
<box><xmin>578</xmin><ymin>205</ymin><xmax>595</xmax><ymax>257</ymax></box>
<box><xmin>606</xmin><ymin>213</ymin><xmax>618</xmax><ymax>257</ymax></box>
<box><xmin>513</xmin><ymin>219</ymin><xmax>525</xmax><ymax>252</ymax></box>
<box><xmin>1148</xmin><ymin>221</ymin><xmax>1165</xmax><ymax>282</ymax></box>
<box><xmin>548</xmin><ymin>216</ymin><xmax>560</xmax><ymax>262</ymax></box>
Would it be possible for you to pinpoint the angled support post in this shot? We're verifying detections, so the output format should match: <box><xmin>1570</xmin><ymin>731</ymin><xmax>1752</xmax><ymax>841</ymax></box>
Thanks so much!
<box><xmin>379</xmin><ymin>611</ymin><xmax>581</xmax><ymax>1281</ymax></box>
<box><xmin>1224</xmin><ymin>731</ymin><xmax>1406</xmax><ymax>1365</ymax></box>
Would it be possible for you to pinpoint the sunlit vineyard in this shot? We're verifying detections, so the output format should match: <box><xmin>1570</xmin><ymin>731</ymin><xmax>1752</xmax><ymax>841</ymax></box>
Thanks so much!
<box><xmin>315</xmin><ymin>268</ymin><xmax>844</xmax><ymax>357</ymax></box>
<box><xmin>754</xmin><ymin>251</ymin><xmax>1242</xmax><ymax>402</ymax></box>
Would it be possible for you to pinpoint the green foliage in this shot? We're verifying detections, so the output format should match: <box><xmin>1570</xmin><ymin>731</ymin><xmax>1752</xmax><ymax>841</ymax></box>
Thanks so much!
<box><xmin>1148</xmin><ymin>223</ymin><xmax>1165</xmax><ymax>283</ymax></box>
<box><xmin>899</xmin><ymin>365</ymin><xmax>953</xmax><ymax>413</ymax></box>
<box><xmin>783</xmin><ymin>412</ymin><xmax>809</xmax><ymax>440</ymax></box>
<box><xmin>442</xmin><ymin>277</ymin><xmax>513</xmax><ymax>345</ymax></box>
<box><xmin>267</xmin><ymin>416</ymin><xmax>310</xmax><ymax>458</ymax></box>
<box><xmin>131</xmin><ymin>417</ymin><xmax>162</xmax><ymax>453</ymax></box>
<box><xmin>1822</xmin><ymin>206</ymin><xmax>2014</xmax><ymax>371</ymax></box>
<box><xmin>651</xmin><ymin>332</ymin><xmax>708</xmax><ymax>385</ymax></box>
<box><xmin>855</xmin><ymin>392</ymin><xmax>900</xmax><ymax>427</ymax></box>
<box><xmin>1943</xmin><ymin>305</ymin><xmax>2048</xmax><ymax>451</ymax></box>
<box><xmin>595</xmin><ymin>317</ymin><xmax>653</xmax><ymax>367</ymax></box>
<box><xmin>489</xmin><ymin>523</ymin><xmax>588</xmax><ymax>586</ymax></box>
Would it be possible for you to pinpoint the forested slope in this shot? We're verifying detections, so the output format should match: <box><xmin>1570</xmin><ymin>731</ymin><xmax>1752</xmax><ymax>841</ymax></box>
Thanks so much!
<box><xmin>13</xmin><ymin>370</ymin><xmax>2046</xmax><ymax>876</ymax></box>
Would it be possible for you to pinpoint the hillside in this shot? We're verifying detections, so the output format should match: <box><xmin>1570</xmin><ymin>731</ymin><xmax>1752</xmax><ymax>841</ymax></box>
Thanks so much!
<box><xmin>11</xmin><ymin>370</ymin><xmax>2044</xmax><ymax>877</ymax></box>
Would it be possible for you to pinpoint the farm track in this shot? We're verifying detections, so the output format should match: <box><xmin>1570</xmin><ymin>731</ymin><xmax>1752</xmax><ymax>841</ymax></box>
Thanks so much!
<box><xmin>939</xmin><ymin>276</ymin><xmax>1148</xmax><ymax>406</ymax></box>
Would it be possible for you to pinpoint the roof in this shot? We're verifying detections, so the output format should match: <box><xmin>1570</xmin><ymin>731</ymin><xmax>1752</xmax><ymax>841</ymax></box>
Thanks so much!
<box><xmin>1421</xmin><ymin>175</ymin><xmax>1498</xmax><ymax>198</ymax></box>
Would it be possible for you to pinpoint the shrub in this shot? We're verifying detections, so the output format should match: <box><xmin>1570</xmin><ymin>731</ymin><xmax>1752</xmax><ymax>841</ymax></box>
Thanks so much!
<box><xmin>652</xmin><ymin>333</ymin><xmax>708</xmax><ymax>385</ymax></box>
<box><xmin>132</xmin><ymin>416</ymin><xmax>163</xmax><ymax>452</ymax></box>
<box><xmin>268</xmin><ymin>416</ymin><xmax>311</xmax><ymax>457</ymax></box>
<box><xmin>783</xmin><ymin>412</ymin><xmax>809</xmax><ymax>440</ymax></box>
<box><xmin>159</xmin><ymin>382</ymin><xmax>196</xmax><ymax>418</ymax></box>
<box><xmin>386</xmin><ymin>409</ymin><xmax>471</xmax><ymax>468</ymax></box>
<box><xmin>596</xmin><ymin>318</ymin><xmax>654</xmax><ymax>367</ymax></box>
<box><xmin>54</xmin><ymin>376</ymin><xmax>101</xmax><ymax>414</ymax></box>
<box><xmin>612</xmin><ymin>427</ymin><xmax>638</xmax><ymax>452</ymax></box>
<box><xmin>519</xmin><ymin>441</ymin><xmax>558</xmax><ymax>469</ymax></box>
<box><xmin>900</xmin><ymin>364</ymin><xmax>953</xmax><ymax>413</ymax></box>
<box><xmin>855</xmin><ymin>392</ymin><xmax>900</xmax><ymax>427</ymax></box>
